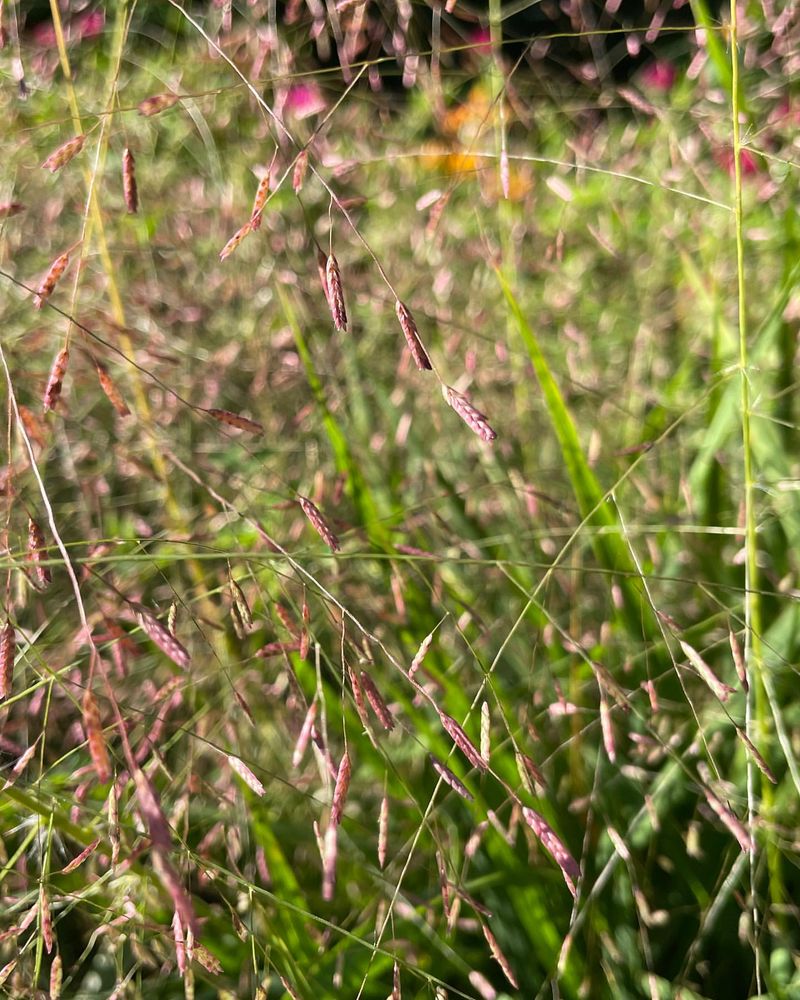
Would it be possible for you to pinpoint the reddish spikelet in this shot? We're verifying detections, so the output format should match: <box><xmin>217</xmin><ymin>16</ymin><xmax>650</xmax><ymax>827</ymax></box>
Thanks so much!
<box><xmin>0</xmin><ymin>202</ymin><xmax>24</xmax><ymax>218</ymax></box>
<box><xmin>698</xmin><ymin>764</ymin><xmax>753</xmax><ymax>851</ymax></box>
<box><xmin>444</xmin><ymin>386</ymin><xmax>497</xmax><ymax>442</ymax></box>
<box><xmin>599</xmin><ymin>689</ymin><xmax>616</xmax><ymax>763</ymax></box>
<box><xmin>521</xmin><ymin>806</ymin><xmax>580</xmax><ymax>896</ymax></box>
<box><xmin>408</xmin><ymin>631</ymin><xmax>433</xmax><ymax>679</ymax></box>
<box><xmin>321</xmin><ymin>822</ymin><xmax>338</xmax><ymax>901</ymax></box>
<box><xmin>736</xmin><ymin>730</ymin><xmax>777</xmax><ymax>785</ymax></box>
<box><xmin>729</xmin><ymin>629</ymin><xmax>748</xmax><ymax>692</ymax></box>
<box><xmin>298</xmin><ymin>495</ymin><xmax>340</xmax><ymax>552</ymax></box>
<box><xmin>435</xmin><ymin>849</ymin><xmax>451</xmax><ymax>920</ymax></box>
<box><xmin>39</xmin><ymin>885</ymin><xmax>54</xmax><ymax>953</ymax></box>
<box><xmin>680</xmin><ymin>640</ymin><xmax>735</xmax><ymax>702</ymax></box>
<box><xmin>516</xmin><ymin>751</ymin><xmax>546</xmax><ymax>792</ymax></box>
<box><xmin>138</xmin><ymin>93</ymin><xmax>179</xmax><ymax>117</ymax></box>
<box><xmin>193</xmin><ymin>945</ymin><xmax>222</xmax><ymax>976</ymax></box>
<box><xmin>250</xmin><ymin>173</ymin><xmax>270</xmax><ymax>229</ymax></box>
<box><xmin>274</xmin><ymin>602</ymin><xmax>298</xmax><ymax>636</ymax></box>
<box><xmin>83</xmin><ymin>687</ymin><xmax>111</xmax><ymax>784</ymax></box>
<box><xmin>325</xmin><ymin>254</ymin><xmax>347</xmax><ymax>331</ymax></box>
<box><xmin>19</xmin><ymin>404</ymin><xmax>47</xmax><ymax>449</ymax></box>
<box><xmin>330</xmin><ymin>750</ymin><xmax>352</xmax><ymax>827</ymax></box>
<box><xmin>292</xmin><ymin>701</ymin><xmax>317</xmax><ymax>767</ymax></box>
<box><xmin>134</xmin><ymin>767</ymin><xmax>171</xmax><ymax>849</ymax></box>
<box><xmin>172</xmin><ymin>912</ymin><xmax>187</xmax><ymax>975</ymax></box>
<box><xmin>299</xmin><ymin>596</ymin><xmax>310</xmax><ymax>660</ymax></box>
<box><xmin>207</xmin><ymin>408</ymin><xmax>263</xmax><ymax>434</ymax></box>
<box><xmin>255</xmin><ymin>639</ymin><xmax>299</xmax><ymax>658</ymax></box>
<box><xmin>359</xmin><ymin>670</ymin><xmax>394</xmax><ymax>730</ymax></box>
<box><xmin>438</xmin><ymin>711</ymin><xmax>487</xmax><ymax>772</ymax></box>
<box><xmin>229</xmin><ymin>576</ymin><xmax>253</xmax><ymax>629</ymax></box>
<box><xmin>28</xmin><ymin>517</ymin><xmax>52</xmax><ymax>590</ymax></box>
<box><xmin>34</xmin><ymin>252</ymin><xmax>70</xmax><ymax>309</ymax></box>
<box><xmin>136</xmin><ymin>608</ymin><xmax>191</xmax><ymax>669</ymax></box>
<box><xmin>61</xmin><ymin>838</ymin><xmax>101</xmax><ymax>874</ymax></box>
<box><xmin>480</xmin><ymin>701</ymin><xmax>490</xmax><ymax>764</ymax></box>
<box><xmin>6</xmin><ymin>740</ymin><xmax>38</xmax><ymax>786</ymax></box>
<box><xmin>499</xmin><ymin>147</ymin><xmax>510</xmax><ymax>200</ymax></box>
<box><xmin>42</xmin><ymin>134</ymin><xmax>85</xmax><ymax>172</ymax></box>
<box><xmin>122</xmin><ymin>147</ymin><xmax>138</xmax><ymax>214</ymax></box>
<box><xmin>392</xmin><ymin>960</ymin><xmax>401</xmax><ymax>999</ymax></box>
<box><xmin>481</xmin><ymin>923</ymin><xmax>518</xmax><ymax>990</ymax></box>
<box><xmin>445</xmin><ymin>0</ymin><xmax>457</xmax><ymax>11</ymax></box>
<box><xmin>348</xmin><ymin>666</ymin><xmax>370</xmax><ymax>730</ymax></box>
<box><xmin>152</xmin><ymin>850</ymin><xmax>197</xmax><ymax>935</ymax></box>
<box><xmin>0</xmin><ymin>961</ymin><xmax>17</xmax><ymax>987</ymax></box>
<box><xmin>49</xmin><ymin>953</ymin><xmax>62</xmax><ymax>999</ymax></box>
<box><xmin>219</xmin><ymin>220</ymin><xmax>253</xmax><ymax>261</ymax></box>
<box><xmin>95</xmin><ymin>361</ymin><xmax>130</xmax><ymax>417</ymax></box>
<box><xmin>43</xmin><ymin>344</ymin><xmax>69</xmax><ymax>412</ymax></box>
<box><xmin>0</xmin><ymin>621</ymin><xmax>15</xmax><ymax>698</ymax></box>
<box><xmin>429</xmin><ymin>754</ymin><xmax>473</xmax><ymax>801</ymax></box>
<box><xmin>395</xmin><ymin>300</ymin><xmax>432</xmax><ymax>371</ymax></box>
<box><xmin>378</xmin><ymin>793</ymin><xmax>389</xmax><ymax>868</ymax></box>
<box><xmin>293</xmin><ymin>150</ymin><xmax>308</xmax><ymax>193</ymax></box>
<box><xmin>227</xmin><ymin>755</ymin><xmax>266</xmax><ymax>796</ymax></box>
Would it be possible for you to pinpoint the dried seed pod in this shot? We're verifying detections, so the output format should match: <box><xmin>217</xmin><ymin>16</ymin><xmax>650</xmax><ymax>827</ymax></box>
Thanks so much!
<box><xmin>429</xmin><ymin>754</ymin><xmax>473</xmax><ymax>801</ymax></box>
<box><xmin>359</xmin><ymin>670</ymin><xmax>394</xmax><ymax>730</ymax></box>
<box><xmin>443</xmin><ymin>386</ymin><xmax>497</xmax><ymax>442</ymax></box>
<box><xmin>42</xmin><ymin>134</ymin><xmax>85</xmax><ymax>173</ymax></box>
<box><xmin>348</xmin><ymin>666</ymin><xmax>370</xmax><ymax>730</ymax></box>
<box><xmin>219</xmin><ymin>220</ymin><xmax>254</xmax><ymax>261</ymax></box>
<box><xmin>325</xmin><ymin>254</ymin><xmax>347</xmax><ymax>331</ymax></box>
<box><xmin>83</xmin><ymin>687</ymin><xmax>111</xmax><ymax>784</ymax></box>
<box><xmin>250</xmin><ymin>173</ymin><xmax>270</xmax><ymax>229</ymax></box>
<box><xmin>0</xmin><ymin>620</ymin><xmax>15</xmax><ymax>698</ymax></box>
<box><xmin>298</xmin><ymin>496</ymin><xmax>340</xmax><ymax>552</ymax></box>
<box><xmin>330</xmin><ymin>750</ymin><xmax>351</xmax><ymax>827</ymax></box>
<box><xmin>207</xmin><ymin>408</ymin><xmax>263</xmax><ymax>434</ymax></box>
<box><xmin>43</xmin><ymin>345</ymin><xmax>70</xmax><ymax>413</ymax></box>
<box><xmin>27</xmin><ymin>517</ymin><xmax>52</xmax><ymax>590</ymax></box>
<box><xmin>136</xmin><ymin>608</ymin><xmax>191</xmax><ymax>669</ymax></box>
<box><xmin>293</xmin><ymin>150</ymin><xmax>308</xmax><ymax>193</ymax></box>
<box><xmin>0</xmin><ymin>202</ymin><xmax>24</xmax><ymax>218</ymax></box>
<box><xmin>34</xmin><ymin>252</ymin><xmax>70</xmax><ymax>309</ymax></box>
<box><xmin>138</xmin><ymin>93</ymin><xmax>179</xmax><ymax>117</ymax></box>
<box><xmin>95</xmin><ymin>361</ymin><xmax>130</xmax><ymax>417</ymax></box>
<box><xmin>395</xmin><ymin>300</ymin><xmax>432</xmax><ymax>371</ymax></box>
<box><xmin>122</xmin><ymin>147</ymin><xmax>138</xmax><ymax>214</ymax></box>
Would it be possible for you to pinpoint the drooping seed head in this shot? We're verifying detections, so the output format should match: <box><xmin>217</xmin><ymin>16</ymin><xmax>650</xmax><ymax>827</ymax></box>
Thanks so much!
<box><xmin>219</xmin><ymin>220</ymin><xmax>254</xmax><ymax>261</ymax></box>
<box><xmin>207</xmin><ymin>408</ymin><xmax>263</xmax><ymax>434</ymax></box>
<box><xmin>521</xmin><ymin>806</ymin><xmax>580</xmax><ymax>896</ymax></box>
<box><xmin>330</xmin><ymin>750</ymin><xmax>351</xmax><ymax>827</ymax></box>
<box><xmin>293</xmin><ymin>150</ymin><xmax>308</xmax><ymax>193</ymax></box>
<box><xmin>27</xmin><ymin>517</ymin><xmax>51</xmax><ymax>590</ymax></box>
<box><xmin>395</xmin><ymin>300</ymin><xmax>432</xmax><ymax>370</ymax></box>
<box><xmin>136</xmin><ymin>607</ymin><xmax>191</xmax><ymax>669</ymax></box>
<box><xmin>138</xmin><ymin>93</ymin><xmax>179</xmax><ymax>117</ymax></box>
<box><xmin>438</xmin><ymin>711</ymin><xmax>487</xmax><ymax>772</ymax></box>
<box><xmin>359</xmin><ymin>670</ymin><xmax>394</xmax><ymax>730</ymax></box>
<box><xmin>298</xmin><ymin>495</ymin><xmax>340</xmax><ymax>552</ymax></box>
<box><xmin>0</xmin><ymin>202</ymin><xmax>24</xmax><ymax>218</ymax></box>
<box><xmin>95</xmin><ymin>361</ymin><xmax>130</xmax><ymax>417</ymax></box>
<box><xmin>43</xmin><ymin>345</ymin><xmax>70</xmax><ymax>413</ymax></box>
<box><xmin>325</xmin><ymin>254</ymin><xmax>347</xmax><ymax>331</ymax></box>
<box><xmin>429</xmin><ymin>753</ymin><xmax>473</xmax><ymax>801</ymax></box>
<box><xmin>443</xmin><ymin>385</ymin><xmax>497</xmax><ymax>442</ymax></box>
<box><xmin>122</xmin><ymin>147</ymin><xmax>138</xmax><ymax>214</ymax></box>
<box><xmin>250</xmin><ymin>173</ymin><xmax>270</xmax><ymax>229</ymax></box>
<box><xmin>83</xmin><ymin>687</ymin><xmax>111</xmax><ymax>784</ymax></box>
<box><xmin>39</xmin><ymin>885</ymin><xmax>53</xmax><ymax>953</ymax></box>
<box><xmin>34</xmin><ymin>252</ymin><xmax>70</xmax><ymax>310</ymax></box>
<box><xmin>41</xmin><ymin>134</ymin><xmax>85</xmax><ymax>173</ymax></box>
<box><xmin>0</xmin><ymin>620</ymin><xmax>15</xmax><ymax>698</ymax></box>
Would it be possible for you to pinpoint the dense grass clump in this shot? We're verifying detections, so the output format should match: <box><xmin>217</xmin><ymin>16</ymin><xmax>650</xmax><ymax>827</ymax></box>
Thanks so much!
<box><xmin>0</xmin><ymin>2</ymin><xmax>799</xmax><ymax>998</ymax></box>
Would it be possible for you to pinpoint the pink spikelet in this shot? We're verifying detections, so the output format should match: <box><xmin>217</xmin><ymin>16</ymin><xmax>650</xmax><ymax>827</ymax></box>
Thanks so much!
<box><xmin>227</xmin><ymin>755</ymin><xmax>266</xmax><ymax>796</ymax></box>
<box><xmin>429</xmin><ymin>754</ymin><xmax>473</xmax><ymax>801</ymax></box>
<box><xmin>359</xmin><ymin>670</ymin><xmax>394</xmax><ymax>730</ymax></box>
<box><xmin>39</xmin><ymin>885</ymin><xmax>54</xmax><ymax>953</ymax></box>
<box><xmin>395</xmin><ymin>300</ymin><xmax>432</xmax><ymax>371</ymax></box>
<box><xmin>330</xmin><ymin>750</ymin><xmax>352</xmax><ymax>826</ymax></box>
<box><xmin>42</xmin><ymin>134</ymin><xmax>85</xmax><ymax>173</ymax></box>
<box><xmin>408</xmin><ymin>631</ymin><xmax>433</xmax><ymax>679</ymax></box>
<box><xmin>298</xmin><ymin>495</ymin><xmax>340</xmax><ymax>552</ymax></box>
<box><xmin>219</xmin><ymin>220</ymin><xmax>253</xmax><ymax>261</ymax></box>
<box><xmin>95</xmin><ymin>361</ymin><xmax>131</xmax><ymax>417</ymax></box>
<box><xmin>378</xmin><ymin>793</ymin><xmax>389</xmax><ymax>868</ymax></box>
<box><xmin>43</xmin><ymin>345</ymin><xmax>69</xmax><ymax>412</ymax></box>
<box><xmin>138</xmin><ymin>93</ymin><xmax>179</xmax><ymax>117</ymax></box>
<box><xmin>0</xmin><ymin>620</ymin><xmax>14</xmax><ymax>698</ymax></box>
<box><xmin>481</xmin><ymin>923</ymin><xmax>518</xmax><ymax>989</ymax></box>
<box><xmin>443</xmin><ymin>385</ymin><xmax>497</xmax><ymax>442</ymax></box>
<box><xmin>293</xmin><ymin>150</ymin><xmax>308</xmax><ymax>193</ymax></box>
<box><xmin>250</xmin><ymin>172</ymin><xmax>270</xmax><ymax>229</ymax></box>
<box><xmin>438</xmin><ymin>711</ymin><xmax>487</xmax><ymax>772</ymax></box>
<box><xmin>599</xmin><ymin>688</ymin><xmax>616</xmax><ymax>763</ymax></box>
<box><xmin>34</xmin><ymin>252</ymin><xmax>70</xmax><ymax>309</ymax></box>
<box><xmin>136</xmin><ymin>607</ymin><xmax>191</xmax><ymax>669</ymax></box>
<box><xmin>321</xmin><ymin>823</ymin><xmax>338</xmax><ymax>901</ymax></box>
<box><xmin>27</xmin><ymin>517</ymin><xmax>52</xmax><ymax>590</ymax></box>
<box><xmin>521</xmin><ymin>806</ymin><xmax>580</xmax><ymax>896</ymax></box>
<box><xmin>83</xmin><ymin>687</ymin><xmax>111</xmax><ymax>784</ymax></box>
<box><xmin>49</xmin><ymin>953</ymin><xmax>62</xmax><ymax>999</ymax></box>
<box><xmin>325</xmin><ymin>254</ymin><xmax>347</xmax><ymax>331</ymax></box>
<box><xmin>122</xmin><ymin>147</ymin><xmax>138</xmax><ymax>214</ymax></box>
<box><xmin>292</xmin><ymin>701</ymin><xmax>317</xmax><ymax>767</ymax></box>
<box><xmin>207</xmin><ymin>408</ymin><xmax>263</xmax><ymax>435</ymax></box>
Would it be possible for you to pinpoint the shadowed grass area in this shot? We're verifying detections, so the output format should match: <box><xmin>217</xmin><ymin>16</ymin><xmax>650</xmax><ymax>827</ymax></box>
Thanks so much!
<box><xmin>0</xmin><ymin>2</ymin><xmax>799</xmax><ymax>998</ymax></box>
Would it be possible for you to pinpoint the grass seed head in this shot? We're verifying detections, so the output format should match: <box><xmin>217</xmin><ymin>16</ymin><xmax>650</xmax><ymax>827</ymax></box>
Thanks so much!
<box><xmin>122</xmin><ymin>147</ymin><xmax>138</xmax><ymax>214</ymax></box>
<box><xmin>42</xmin><ymin>134</ymin><xmax>85</xmax><ymax>172</ymax></box>
<box><xmin>207</xmin><ymin>408</ymin><xmax>263</xmax><ymax>434</ymax></box>
<box><xmin>43</xmin><ymin>345</ymin><xmax>70</xmax><ymax>413</ymax></box>
<box><xmin>95</xmin><ymin>361</ymin><xmax>130</xmax><ymax>417</ymax></box>
<box><xmin>27</xmin><ymin>517</ymin><xmax>52</xmax><ymax>590</ymax></box>
<box><xmin>0</xmin><ymin>621</ymin><xmax>15</xmax><ymax>698</ymax></box>
<box><xmin>395</xmin><ymin>300</ymin><xmax>432</xmax><ymax>371</ymax></box>
<box><xmin>82</xmin><ymin>687</ymin><xmax>111</xmax><ymax>784</ymax></box>
<box><xmin>438</xmin><ymin>711</ymin><xmax>487</xmax><ymax>772</ymax></box>
<box><xmin>34</xmin><ymin>252</ymin><xmax>70</xmax><ymax>310</ymax></box>
<box><xmin>429</xmin><ymin>754</ymin><xmax>473</xmax><ymax>801</ymax></box>
<box><xmin>443</xmin><ymin>386</ymin><xmax>497</xmax><ymax>442</ymax></box>
<box><xmin>49</xmin><ymin>953</ymin><xmax>62</xmax><ymax>999</ymax></box>
<box><xmin>359</xmin><ymin>670</ymin><xmax>394</xmax><ymax>730</ymax></box>
<box><xmin>330</xmin><ymin>750</ymin><xmax>352</xmax><ymax>826</ymax></box>
<box><xmin>39</xmin><ymin>886</ymin><xmax>54</xmax><ymax>953</ymax></box>
<box><xmin>293</xmin><ymin>149</ymin><xmax>308</xmax><ymax>192</ymax></box>
<box><xmin>297</xmin><ymin>495</ymin><xmax>340</xmax><ymax>552</ymax></box>
<box><xmin>138</xmin><ymin>93</ymin><xmax>179</xmax><ymax>116</ymax></box>
<box><xmin>378</xmin><ymin>793</ymin><xmax>389</xmax><ymax>868</ymax></box>
<box><xmin>0</xmin><ymin>202</ymin><xmax>24</xmax><ymax>218</ymax></box>
<box><xmin>325</xmin><ymin>254</ymin><xmax>347</xmax><ymax>331</ymax></box>
<box><xmin>136</xmin><ymin>608</ymin><xmax>191</xmax><ymax>669</ymax></box>
<box><xmin>250</xmin><ymin>172</ymin><xmax>270</xmax><ymax>228</ymax></box>
<box><xmin>219</xmin><ymin>220</ymin><xmax>254</xmax><ymax>261</ymax></box>
<box><xmin>521</xmin><ymin>806</ymin><xmax>580</xmax><ymax>896</ymax></box>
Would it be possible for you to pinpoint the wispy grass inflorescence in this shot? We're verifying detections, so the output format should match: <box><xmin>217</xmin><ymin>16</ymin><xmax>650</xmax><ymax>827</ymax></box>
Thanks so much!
<box><xmin>297</xmin><ymin>495</ymin><xmax>340</xmax><ymax>551</ymax></box>
<box><xmin>34</xmin><ymin>252</ymin><xmax>70</xmax><ymax>309</ymax></box>
<box><xmin>41</xmin><ymin>134</ymin><xmax>85</xmax><ymax>173</ymax></box>
<box><xmin>395</xmin><ymin>300</ymin><xmax>432</xmax><ymax>371</ymax></box>
<box><xmin>429</xmin><ymin>754</ymin><xmax>473</xmax><ymax>801</ymax></box>
<box><xmin>94</xmin><ymin>361</ymin><xmax>130</xmax><ymax>417</ymax></box>
<box><xmin>206</xmin><ymin>408</ymin><xmax>263</xmax><ymax>434</ymax></box>
<box><xmin>43</xmin><ymin>344</ymin><xmax>70</xmax><ymax>412</ymax></box>
<box><xmin>443</xmin><ymin>386</ymin><xmax>497</xmax><ymax>441</ymax></box>
<box><xmin>325</xmin><ymin>254</ymin><xmax>347</xmax><ymax>331</ymax></box>
<box><xmin>136</xmin><ymin>607</ymin><xmax>191</xmax><ymax>669</ymax></box>
<box><xmin>219</xmin><ymin>220</ymin><xmax>254</xmax><ymax>261</ymax></box>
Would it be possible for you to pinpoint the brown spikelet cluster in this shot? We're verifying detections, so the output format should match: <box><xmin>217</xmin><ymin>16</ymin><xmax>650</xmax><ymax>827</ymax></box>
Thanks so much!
<box><xmin>136</xmin><ymin>608</ymin><xmax>191</xmax><ymax>669</ymax></box>
<box><xmin>444</xmin><ymin>386</ymin><xmax>497</xmax><ymax>442</ymax></box>
<box><xmin>0</xmin><ymin>621</ymin><xmax>15</xmax><ymax>698</ymax></box>
<box><xmin>395</xmin><ymin>300</ymin><xmax>432</xmax><ymax>371</ymax></box>
<box><xmin>82</xmin><ymin>687</ymin><xmax>111</xmax><ymax>784</ymax></box>
<box><xmin>429</xmin><ymin>754</ymin><xmax>473</xmax><ymax>801</ymax></box>
<box><xmin>34</xmin><ymin>252</ymin><xmax>70</xmax><ymax>309</ymax></box>
<box><xmin>207</xmin><ymin>408</ymin><xmax>263</xmax><ymax>434</ymax></box>
<box><xmin>138</xmin><ymin>93</ymin><xmax>179</xmax><ymax>117</ymax></box>
<box><xmin>19</xmin><ymin>405</ymin><xmax>47</xmax><ymax>449</ymax></box>
<box><xmin>250</xmin><ymin>173</ymin><xmax>270</xmax><ymax>229</ymax></box>
<box><xmin>438</xmin><ymin>711</ymin><xmax>487</xmax><ymax>772</ymax></box>
<box><xmin>43</xmin><ymin>344</ymin><xmax>70</xmax><ymax>413</ymax></box>
<box><xmin>0</xmin><ymin>202</ymin><xmax>24</xmax><ymax>218</ymax></box>
<box><xmin>219</xmin><ymin>220</ymin><xmax>254</xmax><ymax>261</ymax></box>
<box><xmin>41</xmin><ymin>134</ymin><xmax>85</xmax><ymax>173</ymax></box>
<box><xmin>122</xmin><ymin>147</ymin><xmax>138</xmax><ymax>214</ymax></box>
<box><xmin>27</xmin><ymin>517</ymin><xmax>52</xmax><ymax>590</ymax></box>
<box><xmin>521</xmin><ymin>806</ymin><xmax>580</xmax><ymax>896</ymax></box>
<box><xmin>325</xmin><ymin>254</ymin><xmax>347</xmax><ymax>331</ymax></box>
<box><xmin>321</xmin><ymin>822</ymin><xmax>338</xmax><ymax>901</ymax></box>
<box><xmin>95</xmin><ymin>361</ymin><xmax>130</xmax><ymax>417</ymax></box>
<box><xmin>298</xmin><ymin>495</ymin><xmax>340</xmax><ymax>552</ymax></box>
<box><xmin>330</xmin><ymin>750</ymin><xmax>352</xmax><ymax>826</ymax></box>
<box><xmin>293</xmin><ymin>150</ymin><xmax>308</xmax><ymax>193</ymax></box>
<box><xmin>481</xmin><ymin>922</ymin><xmax>519</xmax><ymax>990</ymax></box>
<box><xmin>229</xmin><ymin>576</ymin><xmax>253</xmax><ymax>629</ymax></box>
<box><xmin>359</xmin><ymin>670</ymin><xmax>394</xmax><ymax>730</ymax></box>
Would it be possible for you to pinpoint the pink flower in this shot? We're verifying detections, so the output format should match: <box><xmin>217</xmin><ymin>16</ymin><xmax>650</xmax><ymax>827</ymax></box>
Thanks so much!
<box><xmin>640</xmin><ymin>59</ymin><xmax>677</xmax><ymax>92</ymax></box>
<box><xmin>284</xmin><ymin>82</ymin><xmax>327</xmax><ymax>119</ymax></box>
